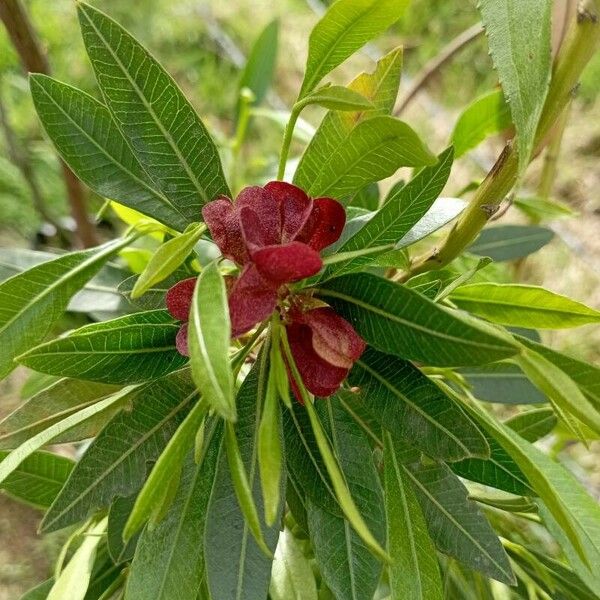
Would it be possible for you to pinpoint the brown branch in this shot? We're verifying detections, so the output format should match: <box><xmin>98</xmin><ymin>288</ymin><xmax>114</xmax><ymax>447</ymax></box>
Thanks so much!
<box><xmin>395</xmin><ymin>22</ymin><xmax>485</xmax><ymax>116</ymax></box>
<box><xmin>0</xmin><ymin>0</ymin><xmax>98</xmax><ymax>247</ymax></box>
<box><xmin>0</xmin><ymin>83</ymin><xmax>69</xmax><ymax>243</ymax></box>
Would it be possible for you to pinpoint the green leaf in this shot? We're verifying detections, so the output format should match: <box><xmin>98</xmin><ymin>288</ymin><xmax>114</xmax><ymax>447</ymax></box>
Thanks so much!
<box><xmin>0</xmin><ymin>386</ymin><xmax>133</xmax><ymax>490</ymax></box>
<box><xmin>302</xmin><ymin>115</ymin><xmax>435</xmax><ymax>199</ymax></box>
<box><xmin>0</xmin><ymin>450</ymin><xmax>73</xmax><ymax>509</ymax></box>
<box><xmin>458</xmin><ymin>362</ymin><xmax>547</xmax><ymax>405</ymax></box>
<box><xmin>325</xmin><ymin>147</ymin><xmax>454</xmax><ymax>278</ymax></box>
<box><xmin>77</xmin><ymin>2</ymin><xmax>230</xmax><ymax>211</ymax></box>
<box><xmin>303</xmin><ymin>394</ymin><xmax>387</xmax><ymax>563</ymax></box>
<box><xmin>270</xmin><ymin>528</ymin><xmax>317</xmax><ymax>600</ymax></box>
<box><xmin>451</xmin><ymin>89</ymin><xmax>512</xmax><ymax>158</ymax></box>
<box><xmin>346</xmin><ymin>347</ymin><xmax>489</xmax><ymax>461</ymax></box>
<box><xmin>126</xmin><ymin>426</ymin><xmax>222</xmax><ymax>600</ymax></box>
<box><xmin>204</xmin><ymin>358</ymin><xmax>281</xmax><ymax>600</ymax></box>
<box><xmin>301</xmin><ymin>85</ymin><xmax>374</xmax><ymax>111</ymax></box>
<box><xmin>282</xmin><ymin>401</ymin><xmax>340</xmax><ymax>517</ymax></box>
<box><xmin>468</xmin><ymin>224</ymin><xmax>554</xmax><ymax>261</ymax></box>
<box><xmin>514</xmin><ymin>195</ymin><xmax>576</xmax><ymax>222</ymax></box>
<box><xmin>384</xmin><ymin>433</ymin><xmax>443</xmax><ymax>600</ymax></box>
<box><xmin>300</xmin><ymin>0</ymin><xmax>409</xmax><ymax>96</ymax></box>
<box><xmin>40</xmin><ymin>370</ymin><xmax>197</xmax><ymax>532</ymax></box>
<box><xmin>18</xmin><ymin>310</ymin><xmax>187</xmax><ymax>384</ymax></box>
<box><xmin>516</xmin><ymin>336</ymin><xmax>600</xmax><ymax>407</ymax></box>
<box><xmin>224</xmin><ymin>420</ymin><xmax>272</xmax><ymax>557</ymax></box>
<box><xmin>451</xmin><ymin>283</ymin><xmax>600</xmax><ymax>329</ymax></box>
<box><xmin>0</xmin><ymin>248</ymin><xmax>132</xmax><ymax>316</ymax></box>
<box><xmin>238</xmin><ymin>19</ymin><xmax>279</xmax><ymax>109</ymax></box>
<box><xmin>405</xmin><ymin>461</ymin><xmax>515</xmax><ymax>585</ymax></box>
<box><xmin>131</xmin><ymin>224</ymin><xmax>205</xmax><ymax>299</ymax></box>
<box><xmin>47</xmin><ymin>517</ymin><xmax>108</xmax><ymax>600</ymax></box>
<box><xmin>295</xmin><ymin>47</ymin><xmax>403</xmax><ymax>191</ymax></box>
<box><xmin>449</xmin><ymin>432</ymin><xmax>534</xmax><ymax>496</ymax></box>
<box><xmin>316</xmin><ymin>273</ymin><xmax>518</xmax><ymax>366</ymax></box>
<box><xmin>29</xmin><ymin>74</ymin><xmax>190</xmax><ymax>232</ymax></box>
<box><xmin>537</xmin><ymin>503</ymin><xmax>600</xmax><ymax>598</ymax></box>
<box><xmin>0</xmin><ymin>379</ymin><xmax>121</xmax><ymax>449</ymax></box>
<box><xmin>124</xmin><ymin>397</ymin><xmax>209</xmax><ymax>539</ymax></box>
<box><xmin>119</xmin><ymin>269</ymin><xmax>191</xmax><ymax>312</ymax></box>
<box><xmin>478</xmin><ymin>0</ymin><xmax>552</xmax><ymax>171</ymax></box>
<box><xmin>464</xmin><ymin>400</ymin><xmax>600</xmax><ymax>571</ymax></box>
<box><xmin>107</xmin><ymin>494</ymin><xmax>139</xmax><ymax>564</ymax></box>
<box><xmin>516</xmin><ymin>349</ymin><xmax>600</xmax><ymax>437</ymax></box>
<box><xmin>307</xmin><ymin>398</ymin><xmax>386</xmax><ymax>600</ymax></box>
<box><xmin>350</xmin><ymin>182</ymin><xmax>380</xmax><ymax>211</ymax></box>
<box><xmin>188</xmin><ymin>263</ymin><xmax>235</xmax><ymax>421</ymax></box>
<box><xmin>258</xmin><ymin>365</ymin><xmax>283</xmax><ymax>526</ymax></box>
<box><xmin>0</xmin><ymin>237</ymin><xmax>132</xmax><ymax>378</ymax></box>
<box><xmin>505</xmin><ymin>407</ymin><xmax>557</xmax><ymax>442</ymax></box>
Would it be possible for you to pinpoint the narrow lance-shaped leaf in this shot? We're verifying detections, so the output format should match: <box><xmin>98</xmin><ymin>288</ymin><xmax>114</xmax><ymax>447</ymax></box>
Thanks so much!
<box><xmin>516</xmin><ymin>348</ymin><xmax>600</xmax><ymax>438</ymax></box>
<box><xmin>295</xmin><ymin>46</ymin><xmax>403</xmax><ymax>191</ymax></box>
<box><xmin>124</xmin><ymin>397</ymin><xmax>209</xmax><ymax>539</ymax></box>
<box><xmin>305</xmin><ymin>115</ymin><xmax>435</xmax><ymax>199</ymax></box>
<box><xmin>131</xmin><ymin>223</ymin><xmax>205</xmax><ymax>299</ymax></box>
<box><xmin>505</xmin><ymin>407</ymin><xmax>557</xmax><ymax>442</ymax></box>
<box><xmin>281</xmin><ymin>330</ymin><xmax>388</xmax><ymax>563</ymax></box>
<box><xmin>204</xmin><ymin>356</ymin><xmax>282</xmax><ymax>600</ymax></box>
<box><xmin>0</xmin><ymin>450</ymin><xmax>74</xmax><ymax>510</ymax></box>
<box><xmin>40</xmin><ymin>370</ymin><xmax>197</xmax><ymax>532</ymax></box>
<box><xmin>0</xmin><ymin>386</ymin><xmax>133</xmax><ymax>489</ymax></box>
<box><xmin>269</xmin><ymin>528</ymin><xmax>318</xmax><ymax>600</ymax></box>
<box><xmin>325</xmin><ymin>147</ymin><xmax>454</xmax><ymax>278</ymax></box>
<box><xmin>405</xmin><ymin>461</ymin><xmax>515</xmax><ymax>585</ymax></box>
<box><xmin>384</xmin><ymin>432</ymin><xmax>443</xmax><ymax>600</ymax></box>
<box><xmin>29</xmin><ymin>74</ymin><xmax>190</xmax><ymax>232</ymax></box>
<box><xmin>478</xmin><ymin>0</ymin><xmax>552</xmax><ymax>171</ymax></box>
<box><xmin>188</xmin><ymin>262</ymin><xmax>236</xmax><ymax>421</ymax></box>
<box><xmin>516</xmin><ymin>335</ymin><xmax>600</xmax><ymax>407</ymax></box>
<box><xmin>451</xmin><ymin>89</ymin><xmax>512</xmax><ymax>158</ymax></box>
<box><xmin>463</xmin><ymin>399</ymin><xmax>600</xmax><ymax>571</ymax></box>
<box><xmin>467</xmin><ymin>224</ymin><xmax>554</xmax><ymax>261</ymax></box>
<box><xmin>47</xmin><ymin>517</ymin><xmax>108</xmax><ymax>600</ymax></box>
<box><xmin>237</xmin><ymin>19</ymin><xmax>279</xmax><ymax>112</ymax></box>
<box><xmin>77</xmin><ymin>2</ymin><xmax>230</xmax><ymax>211</ymax></box>
<box><xmin>307</xmin><ymin>398</ymin><xmax>386</xmax><ymax>600</ymax></box>
<box><xmin>345</xmin><ymin>347</ymin><xmax>489</xmax><ymax>461</ymax></box>
<box><xmin>450</xmin><ymin>283</ymin><xmax>600</xmax><ymax>329</ymax></box>
<box><xmin>17</xmin><ymin>310</ymin><xmax>187</xmax><ymax>385</ymax></box>
<box><xmin>299</xmin><ymin>0</ymin><xmax>409</xmax><ymax>96</ymax></box>
<box><xmin>0</xmin><ymin>378</ymin><xmax>121</xmax><ymax>449</ymax></box>
<box><xmin>0</xmin><ymin>236</ymin><xmax>133</xmax><ymax>378</ymax></box>
<box><xmin>258</xmin><ymin>363</ymin><xmax>283</xmax><ymax>526</ymax></box>
<box><xmin>125</xmin><ymin>423</ymin><xmax>222</xmax><ymax>600</ymax></box>
<box><xmin>316</xmin><ymin>273</ymin><xmax>518</xmax><ymax>367</ymax></box>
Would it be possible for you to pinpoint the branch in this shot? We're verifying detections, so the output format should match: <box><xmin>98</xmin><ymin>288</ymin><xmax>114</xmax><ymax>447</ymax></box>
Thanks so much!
<box><xmin>0</xmin><ymin>0</ymin><xmax>98</xmax><ymax>248</ymax></box>
<box><xmin>395</xmin><ymin>22</ymin><xmax>484</xmax><ymax>116</ymax></box>
<box><xmin>400</xmin><ymin>1</ymin><xmax>600</xmax><ymax>281</ymax></box>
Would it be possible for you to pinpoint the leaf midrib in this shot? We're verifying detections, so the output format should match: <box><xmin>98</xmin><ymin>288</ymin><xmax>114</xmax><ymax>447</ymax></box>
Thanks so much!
<box><xmin>31</xmin><ymin>77</ymin><xmax>183</xmax><ymax>221</ymax></box>
<box><xmin>80</xmin><ymin>5</ymin><xmax>211</xmax><ymax>203</ymax></box>
<box><xmin>0</xmin><ymin>240</ymin><xmax>122</xmax><ymax>339</ymax></box>
<box><xmin>403</xmin><ymin>465</ymin><xmax>513</xmax><ymax>581</ymax></box>
<box><xmin>43</xmin><ymin>391</ymin><xmax>195</xmax><ymax>530</ymax></box>
<box><xmin>356</xmin><ymin>360</ymin><xmax>473</xmax><ymax>457</ymax></box>
<box><xmin>317</xmin><ymin>287</ymin><xmax>511</xmax><ymax>353</ymax></box>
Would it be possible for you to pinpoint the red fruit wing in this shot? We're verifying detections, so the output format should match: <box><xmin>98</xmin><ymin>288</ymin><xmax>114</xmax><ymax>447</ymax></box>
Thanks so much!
<box><xmin>252</xmin><ymin>241</ymin><xmax>323</xmax><ymax>284</ymax></box>
<box><xmin>165</xmin><ymin>277</ymin><xmax>196</xmax><ymax>321</ymax></box>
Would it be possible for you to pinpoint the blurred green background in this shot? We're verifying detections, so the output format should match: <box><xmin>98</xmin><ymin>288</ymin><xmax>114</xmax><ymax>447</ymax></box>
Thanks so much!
<box><xmin>1</xmin><ymin>1</ymin><xmax>599</xmax><ymax>597</ymax></box>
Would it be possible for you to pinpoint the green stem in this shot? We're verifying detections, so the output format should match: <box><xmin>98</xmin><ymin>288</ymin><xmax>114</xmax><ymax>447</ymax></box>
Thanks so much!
<box><xmin>537</xmin><ymin>102</ymin><xmax>571</xmax><ymax>203</ymax></box>
<box><xmin>276</xmin><ymin>105</ymin><xmax>301</xmax><ymax>181</ymax></box>
<box><xmin>400</xmin><ymin>2</ymin><xmax>600</xmax><ymax>281</ymax></box>
<box><xmin>231</xmin><ymin>87</ymin><xmax>255</xmax><ymax>191</ymax></box>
